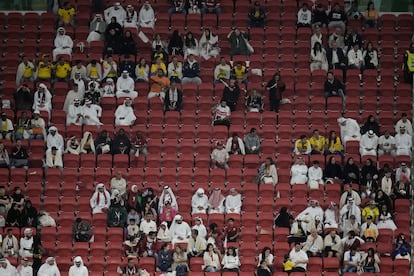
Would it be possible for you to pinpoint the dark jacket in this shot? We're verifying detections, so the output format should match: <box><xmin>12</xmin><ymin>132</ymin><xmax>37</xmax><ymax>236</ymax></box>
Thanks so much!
<box><xmin>324</xmin><ymin>78</ymin><xmax>344</xmax><ymax>94</ymax></box>
<box><xmin>182</xmin><ymin>60</ymin><xmax>200</xmax><ymax>78</ymax></box>
<box><xmin>326</xmin><ymin>47</ymin><xmax>347</xmax><ymax>69</ymax></box>
<box><xmin>164</xmin><ymin>88</ymin><xmax>183</xmax><ymax>111</ymax></box>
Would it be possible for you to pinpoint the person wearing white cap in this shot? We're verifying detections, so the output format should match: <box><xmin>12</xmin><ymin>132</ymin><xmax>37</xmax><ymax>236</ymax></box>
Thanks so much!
<box><xmin>225</xmin><ymin>188</ymin><xmax>242</xmax><ymax>214</ymax></box>
<box><xmin>138</xmin><ymin>1</ymin><xmax>155</xmax><ymax>29</ymax></box>
<box><xmin>104</xmin><ymin>2</ymin><xmax>126</xmax><ymax>24</ymax></box>
<box><xmin>340</xmin><ymin>197</ymin><xmax>361</xmax><ymax>227</ymax></box>
<box><xmin>377</xmin><ymin>130</ymin><xmax>396</xmax><ymax>156</ymax></box>
<box><xmin>81</xmin><ymin>99</ymin><xmax>103</xmax><ymax>126</ymax></box>
<box><xmin>102</xmin><ymin>78</ymin><xmax>115</xmax><ymax>97</ymax></box>
<box><xmin>46</xmin><ymin>126</ymin><xmax>64</xmax><ymax>152</ymax></box>
<box><xmin>37</xmin><ymin>257</ymin><xmax>60</xmax><ymax>276</ymax></box>
<box><xmin>19</xmin><ymin>228</ymin><xmax>33</xmax><ymax>258</ymax></box>
<box><xmin>394</xmin><ymin>112</ymin><xmax>412</xmax><ymax>136</ymax></box>
<box><xmin>158</xmin><ymin>186</ymin><xmax>178</xmax><ymax>214</ymax></box>
<box><xmin>90</xmin><ymin>183</ymin><xmax>111</xmax><ymax>214</ymax></box>
<box><xmin>68</xmin><ymin>256</ymin><xmax>88</xmax><ymax>276</ymax></box>
<box><xmin>124</xmin><ymin>4</ymin><xmax>138</xmax><ymax>28</ymax></box>
<box><xmin>116</xmin><ymin>71</ymin><xmax>138</xmax><ymax>100</ymax></box>
<box><xmin>52</xmin><ymin>27</ymin><xmax>73</xmax><ymax>61</ymax></box>
<box><xmin>17</xmin><ymin>257</ymin><xmax>32</xmax><ymax>276</ymax></box>
<box><xmin>169</xmin><ymin>214</ymin><xmax>191</xmax><ymax>247</ymax></box>
<box><xmin>115</xmin><ymin>98</ymin><xmax>136</xmax><ymax>126</ymax></box>
<box><xmin>337</xmin><ymin>117</ymin><xmax>361</xmax><ymax>144</ymax></box>
<box><xmin>0</xmin><ymin>257</ymin><xmax>17</xmax><ymax>276</ymax></box>
<box><xmin>32</xmin><ymin>84</ymin><xmax>52</xmax><ymax>119</ymax></box>
<box><xmin>191</xmin><ymin>188</ymin><xmax>208</xmax><ymax>214</ymax></box>
<box><xmin>66</xmin><ymin>98</ymin><xmax>83</xmax><ymax>126</ymax></box>
<box><xmin>394</xmin><ymin>125</ymin><xmax>412</xmax><ymax>156</ymax></box>
<box><xmin>359</xmin><ymin>130</ymin><xmax>378</xmax><ymax>156</ymax></box>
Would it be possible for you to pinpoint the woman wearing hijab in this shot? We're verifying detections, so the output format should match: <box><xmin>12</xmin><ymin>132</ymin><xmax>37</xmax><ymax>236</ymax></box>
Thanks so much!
<box><xmin>324</xmin><ymin>202</ymin><xmax>339</xmax><ymax>229</ymax></box>
<box><xmin>6</xmin><ymin>203</ymin><xmax>22</xmax><ymax>227</ymax></box>
<box><xmin>37</xmin><ymin>257</ymin><xmax>61</xmax><ymax>276</ymax></box>
<box><xmin>191</xmin><ymin>188</ymin><xmax>208</xmax><ymax>214</ymax></box>
<box><xmin>361</xmin><ymin>158</ymin><xmax>378</xmax><ymax>184</ymax></box>
<box><xmin>258</xmin><ymin>157</ymin><xmax>278</xmax><ymax>185</ymax></box>
<box><xmin>69</xmin><ymin>256</ymin><xmax>88</xmax><ymax>276</ymax></box>
<box><xmin>89</xmin><ymin>183</ymin><xmax>111</xmax><ymax>214</ymax></box>
<box><xmin>79</xmin><ymin>131</ymin><xmax>95</xmax><ymax>154</ymax></box>
<box><xmin>360</xmin><ymin>115</ymin><xmax>380</xmax><ymax>136</ymax></box>
<box><xmin>208</xmin><ymin>188</ymin><xmax>225</xmax><ymax>214</ymax></box>
<box><xmin>127</xmin><ymin>185</ymin><xmax>141</xmax><ymax>212</ymax></box>
<box><xmin>158</xmin><ymin>186</ymin><xmax>178</xmax><ymax>214</ymax></box>
<box><xmin>121</xmin><ymin>30</ymin><xmax>138</xmax><ymax>56</ymax></box>
<box><xmin>22</xmin><ymin>200</ymin><xmax>38</xmax><ymax>227</ymax></box>
<box><xmin>324</xmin><ymin>156</ymin><xmax>342</xmax><ymax>181</ymax></box>
<box><xmin>375</xmin><ymin>189</ymin><xmax>392</xmax><ymax>212</ymax></box>
<box><xmin>343</xmin><ymin>157</ymin><xmax>360</xmax><ymax>184</ymax></box>
<box><xmin>275</xmin><ymin>206</ymin><xmax>293</xmax><ymax>228</ymax></box>
<box><xmin>168</xmin><ymin>30</ymin><xmax>184</xmax><ymax>56</ymax></box>
<box><xmin>183</xmin><ymin>31</ymin><xmax>199</xmax><ymax>58</ymax></box>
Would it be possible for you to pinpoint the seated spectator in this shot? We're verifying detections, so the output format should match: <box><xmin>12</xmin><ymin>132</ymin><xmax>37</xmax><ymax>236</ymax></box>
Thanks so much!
<box><xmin>348</xmin><ymin>43</ymin><xmax>365</xmax><ymax>71</ymax></box>
<box><xmin>112</xmin><ymin>128</ymin><xmax>131</xmax><ymax>154</ymax></box>
<box><xmin>345</xmin><ymin>27</ymin><xmax>363</xmax><ymax>51</ymax></box>
<box><xmin>360</xmin><ymin>130</ymin><xmax>378</xmax><ymax>156</ymax></box>
<box><xmin>222</xmin><ymin>246</ymin><xmax>240</xmax><ymax>272</ymax></box>
<box><xmin>100</xmin><ymin>78</ymin><xmax>114</xmax><ymax>98</ymax></box>
<box><xmin>36</xmin><ymin>54</ymin><xmax>53</xmax><ymax>82</ymax></box>
<box><xmin>116</xmin><ymin>71</ymin><xmax>138</xmax><ymax>99</ymax></box>
<box><xmin>86</xmin><ymin>59</ymin><xmax>103</xmax><ymax>81</ymax></box>
<box><xmin>258</xmin><ymin>157</ymin><xmax>278</xmax><ymax>185</ymax></box>
<box><xmin>324</xmin><ymin>230</ymin><xmax>342</xmax><ymax>257</ymax></box>
<box><xmin>54</xmin><ymin>57</ymin><xmax>71</xmax><ymax>82</ymax></box>
<box><xmin>169</xmin><ymin>215</ymin><xmax>191</xmax><ymax>246</ymax></box>
<box><xmin>297</xmin><ymin>3</ymin><xmax>312</xmax><ymax>28</ymax></box>
<box><xmin>84</xmin><ymin>80</ymin><xmax>102</xmax><ymax>105</ymax></box>
<box><xmin>149</xmin><ymin>68</ymin><xmax>170</xmax><ymax>101</ymax></box>
<box><xmin>296</xmin><ymin>200</ymin><xmax>324</xmax><ymax>226</ymax></box>
<box><xmin>104</xmin><ymin>23</ymin><xmax>123</xmax><ymax>55</ymax></box>
<box><xmin>33</xmin><ymin>84</ymin><xmax>52</xmax><ymax>120</ymax></box>
<box><xmin>121</xmin><ymin>31</ymin><xmax>138</xmax><ymax>56</ymax></box>
<box><xmin>244</xmin><ymin>127</ymin><xmax>260</xmax><ymax>154</ymax></box>
<box><xmin>338</xmin><ymin>117</ymin><xmax>361</xmax><ymax>144</ymax></box>
<box><xmin>192</xmin><ymin>217</ymin><xmax>207</xmax><ymax>239</ymax></box>
<box><xmin>212</xmin><ymin>100</ymin><xmax>231</xmax><ymax>127</ymax></box>
<box><xmin>380</xmin><ymin>169</ymin><xmax>393</xmax><ymax>196</ymax></box>
<box><xmin>183</xmin><ymin>31</ymin><xmax>199</xmax><ymax>58</ymax></box>
<box><xmin>19</xmin><ymin>228</ymin><xmax>33</xmax><ymax>258</ymax></box>
<box><xmin>201</xmin><ymin>0</ymin><xmax>221</xmax><ymax>15</ymax></box>
<box><xmin>324</xmin><ymin>201</ymin><xmax>339</xmax><ymax>230</ymax></box>
<box><xmin>289</xmin><ymin>243</ymin><xmax>309</xmax><ymax>272</ymax></box>
<box><xmin>226</xmin><ymin>132</ymin><xmax>245</xmax><ymax>155</ymax></box>
<box><xmin>104</xmin><ymin>2</ymin><xmax>126</xmax><ymax>23</ymax></box>
<box><xmin>340</xmin><ymin>198</ymin><xmax>362</xmax><ymax>229</ymax></box>
<box><xmin>127</xmin><ymin>209</ymin><xmax>141</xmax><ymax>231</ymax></box>
<box><xmin>167</xmin><ymin>56</ymin><xmax>183</xmax><ymax>83</ymax></box>
<box><xmin>394</xmin><ymin>164</ymin><xmax>411</xmax><ymax>199</ymax></box>
<box><xmin>378</xmin><ymin>130</ymin><xmax>396</xmax><ymax>156</ymax></box>
<box><xmin>207</xmin><ymin>229</ymin><xmax>224</xmax><ymax>253</ymax></box>
<box><xmin>203</xmin><ymin>243</ymin><xmax>221</xmax><ymax>272</ymax></box>
<box><xmin>223</xmin><ymin>218</ymin><xmax>241</xmax><ymax>243</ymax></box>
<box><xmin>395</xmin><ymin>113</ymin><xmax>413</xmax><ymax>136</ymax></box>
<box><xmin>90</xmin><ymin>183</ymin><xmax>111</xmax><ymax>214</ymax></box>
<box><xmin>328</xmin><ymin>3</ymin><xmax>346</xmax><ymax>30</ymax></box>
<box><xmin>44</xmin><ymin>146</ymin><xmax>63</xmax><ymax>170</ymax></box>
<box><xmin>1</xmin><ymin>228</ymin><xmax>19</xmax><ymax>258</ymax></box>
<box><xmin>310</xmin><ymin>25</ymin><xmax>324</xmax><ymax>49</ymax></box>
<box><xmin>342</xmin><ymin>230</ymin><xmax>365</xmax><ymax>252</ymax></box>
<box><xmin>403</xmin><ymin>43</ymin><xmax>414</xmax><ymax>83</ymax></box>
<box><xmin>164</xmin><ymin>81</ymin><xmax>183</xmax><ymax>112</ymax></box>
<box><xmin>64</xmin><ymin>83</ymin><xmax>84</xmax><ymax>112</ymax></box>
<box><xmin>53</xmin><ymin>27</ymin><xmax>73</xmax><ymax>61</ymax></box>
<box><xmin>135</xmin><ymin>58</ymin><xmax>150</xmax><ymax>82</ymax></box>
<box><xmin>309</xmin><ymin>129</ymin><xmax>326</xmax><ymax>154</ymax></box>
<box><xmin>221</xmin><ymin>79</ymin><xmax>240</xmax><ymax>111</ymax></box>
<box><xmin>46</xmin><ymin>126</ymin><xmax>64</xmax><ymax>153</ymax></box>
<box><xmin>110</xmin><ymin>171</ymin><xmax>127</xmax><ymax>196</ymax></box>
<box><xmin>364</xmin><ymin>1</ymin><xmax>379</xmax><ymax>28</ymax></box>
<box><xmin>343</xmin><ymin>157</ymin><xmax>360</xmax><ymax>184</ymax></box>
<box><xmin>290</xmin><ymin>157</ymin><xmax>308</xmax><ymax>185</ymax></box>
<box><xmin>346</xmin><ymin>1</ymin><xmax>363</xmax><ymax>21</ymax></box>
<box><xmin>16</xmin><ymin>56</ymin><xmax>35</xmax><ymax>85</ymax></box>
<box><xmin>340</xmin><ymin>184</ymin><xmax>362</xmax><ymax>208</ymax></box>
<box><xmin>211</xmin><ymin>141</ymin><xmax>229</xmax><ymax>169</ymax></box>
<box><xmin>131</xmin><ymin>131</ymin><xmax>148</xmax><ymax>157</ymax></box>
<box><xmin>246</xmin><ymin>89</ymin><xmax>263</xmax><ymax>113</ymax></box>
<box><xmin>139</xmin><ymin>212</ymin><xmax>157</xmax><ymax>236</ymax></box>
<box><xmin>392</xmin><ymin>233</ymin><xmax>411</xmax><ymax>260</ymax></box>
<box><xmin>157</xmin><ymin>221</ymin><xmax>171</xmax><ymax>242</ymax></box>
<box><xmin>172</xmin><ymin>245</ymin><xmax>189</xmax><ymax>274</ymax></box>
<box><xmin>363</xmin><ymin>42</ymin><xmax>379</xmax><ymax>69</ymax></box>
<box><xmin>168</xmin><ymin>30</ymin><xmax>184</xmax><ymax>56</ymax></box>
<box><xmin>360</xmin><ymin>215</ymin><xmax>378</xmax><ymax>242</ymax></box>
<box><xmin>310</xmin><ymin>42</ymin><xmax>328</xmax><ymax>72</ymax></box>
<box><xmin>123</xmin><ymin>4</ymin><xmax>138</xmax><ymax>28</ymax></box>
<box><xmin>208</xmin><ymin>188</ymin><xmax>225</xmax><ymax>214</ymax></box>
<box><xmin>248</xmin><ymin>1</ymin><xmax>266</xmax><ymax>28</ymax></box>
<box><xmin>308</xmin><ymin>160</ymin><xmax>324</xmax><ymax>189</ymax></box>
<box><xmin>87</xmin><ymin>14</ymin><xmax>106</xmax><ymax>43</ymax></box>
<box><xmin>115</xmin><ymin>98</ymin><xmax>136</xmax><ymax>126</ymax></box>
<box><xmin>82</xmin><ymin>99</ymin><xmax>103</xmax><ymax>126</ymax></box>
<box><xmin>395</xmin><ymin>125</ymin><xmax>412</xmax><ymax>156</ymax></box>
<box><xmin>361</xmin><ymin>115</ymin><xmax>380</xmax><ymax>136</ymax></box>
<box><xmin>342</xmin><ymin>246</ymin><xmax>361</xmax><ymax>273</ymax></box>
<box><xmin>138</xmin><ymin>1</ymin><xmax>156</xmax><ymax>28</ymax></box>
<box><xmin>138</xmin><ymin>231</ymin><xmax>158</xmax><ymax>257</ymax></box>
<box><xmin>192</xmin><ymin>188</ymin><xmax>208</xmax><ymax>214</ymax></box>
<box><xmin>187</xmin><ymin>229</ymin><xmax>207</xmax><ymax>258</ymax></box>
<box><xmin>275</xmin><ymin>206</ymin><xmax>293</xmax><ymax>228</ymax></box>
<box><xmin>258</xmin><ymin>259</ymin><xmax>272</xmax><ymax>276</ymax></box>
<box><xmin>72</xmin><ymin>217</ymin><xmax>92</xmax><ymax>242</ymax></box>
<box><xmin>257</xmin><ymin>247</ymin><xmax>274</xmax><ymax>270</ymax></box>
<box><xmin>232</xmin><ymin>61</ymin><xmax>248</xmax><ymax>85</ymax></box>
<box><xmin>10</xmin><ymin>139</ymin><xmax>29</xmax><ymax>169</ymax></box>
<box><xmin>14</xmin><ymin>86</ymin><xmax>33</xmax><ymax>117</ymax></box>
<box><xmin>182</xmin><ymin>54</ymin><xmax>202</xmax><ymax>85</ymax></box>
<box><xmin>312</xmin><ymin>4</ymin><xmax>329</xmax><ymax>27</ymax></box>
<box><xmin>360</xmin><ymin>247</ymin><xmax>381</xmax><ymax>273</ymax></box>
<box><xmin>94</xmin><ymin>130</ymin><xmax>112</xmax><ymax>154</ymax></box>
<box><xmin>66</xmin><ymin>98</ymin><xmax>83</xmax><ymax>126</ymax></box>
<box><xmin>327</xmin><ymin>41</ymin><xmax>347</xmax><ymax>70</ymax></box>
<box><xmin>303</xmin><ymin>228</ymin><xmax>324</xmax><ymax>257</ymax></box>
<box><xmin>227</xmin><ymin>28</ymin><xmax>251</xmax><ymax>57</ymax></box>
<box><xmin>225</xmin><ymin>189</ymin><xmax>241</xmax><ymax>214</ymax></box>
<box><xmin>199</xmin><ymin>28</ymin><xmax>220</xmax><ymax>60</ymax></box>
<box><xmin>152</xmin><ymin>33</ymin><xmax>168</xmax><ymax>56</ymax></box>
<box><xmin>328</xmin><ymin>28</ymin><xmax>345</xmax><ymax>49</ymax></box>
<box><xmin>214</xmin><ymin>57</ymin><xmax>231</xmax><ymax>83</ymax></box>
<box><xmin>324</xmin><ymin>71</ymin><xmax>345</xmax><ymax>101</ymax></box>
<box><xmin>168</xmin><ymin>0</ymin><xmax>187</xmax><ymax>15</ymax></box>
<box><xmin>294</xmin><ymin>135</ymin><xmax>311</xmax><ymax>155</ymax></box>
<box><xmin>108</xmin><ymin>202</ymin><xmax>127</xmax><ymax>228</ymax></box>
<box><xmin>6</xmin><ymin>203</ymin><xmax>22</xmax><ymax>227</ymax></box>
<box><xmin>157</xmin><ymin>243</ymin><xmax>173</xmax><ymax>272</ymax></box>
<box><xmin>119</xmin><ymin>55</ymin><xmax>136</xmax><ymax>78</ymax></box>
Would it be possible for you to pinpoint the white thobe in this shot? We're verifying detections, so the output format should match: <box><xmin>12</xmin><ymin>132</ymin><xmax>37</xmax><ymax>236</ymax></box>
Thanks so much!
<box><xmin>45</xmin><ymin>150</ymin><xmax>63</xmax><ymax>168</ymax></box>
<box><xmin>63</xmin><ymin>90</ymin><xmax>85</xmax><ymax>112</ymax></box>
<box><xmin>138</xmin><ymin>7</ymin><xmax>155</xmax><ymax>28</ymax></box>
<box><xmin>102</xmin><ymin>84</ymin><xmax>115</xmax><ymax>97</ymax></box>
<box><xmin>359</xmin><ymin>134</ymin><xmax>378</xmax><ymax>156</ymax></box>
<box><xmin>290</xmin><ymin>164</ymin><xmax>308</xmax><ymax>185</ymax></box>
<box><xmin>225</xmin><ymin>137</ymin><xmax>246</xmax><ymax>155</ymax></box>
<box><xmin>340</xmin><ymin>204</ymin><xmax>361</xmax><ymax>225</ymax></box>
<box><xmin>395</xmin><ymin>133</ymin><xmax>412</xmax><ymax>155</ymax></box>
<box><xmin>33</xmin><ymin>91</ymin><xmax>52</xmax><ymax>115</ymax></box>
<box><xmin>37</xmin><ymin>264</ymin><xmax>61</xmax><ymax>276</ymax></box>
<box><xmin>340</xmin><ymin>118</ymin><xmax>361</xmax><ymax>143</ymax></box>
<box><xmin>324</xmin><ymin>209</ymin><xmax>339</xmax><ymax>229</ymax></box>
<box><xmin>170</xmin><ymin>222</ymin><xmax>191</xmax><ymax>246</ymax></box>
<box><xmin>307</xmin><ymin>166</ymin><xmax>324</xmax><ymax>185</ymax></box>
<box><xmin>395</xmin><ymin>120</ymin><xmax>413</xmax><ymax>135</ymax></box>
<box><xmin>66</xmin><ymin>105</ymin><xmax>83</xmax><ymax>126</ymax></box>
<box><xmin>19</xmin><ymin>237</ymin><xmax>33</xmax><ymax>257</ymax></box>
<box><xmin>116</xmin><ymin>77</ymin><xmax>138</xmax><ymax>99</ymax></box>
<box><xmin>115</xmin><ymin>105</ymin><xmax>136</xmax><ymax>126</ymax></box>
<box><xmin>225</xmin><ymin>194</ymin><xmax>241</xmax><ymax>214</ymax></box>
<box><xmin>104</xmin><ymin>6</ymin><xmax>126</xmax><ymax>23</ymax></box>
<box><xmin>53</xmin><ymin>34</ymin><xmax>73</xmax><ymax>61</ymax></box>
<box><xmin>191</xmin><ymin>194</ymin><xmax>209</xmax><ymax>214</ymax></box>
<box><xmin>0</xmin><ymin>263</ymin><xmax>17</xmax><ymax>276</ymax></box>
<box><xmin>90</xmin><ymin>191</ymin><xmax>111</xmax><ymax>214</ymax></box>
<box><xmin>192</xmin><ymin>224</ymin><xmax>207</xmax><ymax>240</ymax></box>
<box><xmin>297</xmin><ymin>206</ymin><xmax>324</xmax><ymax>221</ymax></box>
<box><xmin>82</xmin><ymin>105</ymin><xmax>103</xmax><ymax>126</ymax></box>
<box><xmin>68</xmin><ymin>257</ymin><xmax>88</xmax><ymax>276</ymax></box>
<box><xmin>17</xmin><ymin>265</ymin><xmax>32</xmax><ymax>276</ymax></box>
<box><xmin>123</xmin><ymin>11</ymin><xmax>138</xmax><ymax>28</ymax></box>
<box><xmin>378</xmin><ymin>135</ymin><xmax>396</xmax><ymax>155</ymax></box>
<box><xmin>46</xmin><ymin>133</ymin><xmax>64</xmax><ymax>152</ymax></box>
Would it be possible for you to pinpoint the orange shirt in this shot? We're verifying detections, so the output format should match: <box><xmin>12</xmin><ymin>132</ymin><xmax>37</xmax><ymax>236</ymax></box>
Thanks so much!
<box><xmin>150</xmin><ymin>75</ymin><xmax>170</xmax><ymax>93</ymax></box>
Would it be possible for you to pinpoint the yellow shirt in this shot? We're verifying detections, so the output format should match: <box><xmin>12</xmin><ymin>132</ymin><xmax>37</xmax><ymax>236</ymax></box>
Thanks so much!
<box><xmin>89</xmin><ymin>66</ymin><xmax>99</xmax><ymax>78</ymax></box>
<box><xmin>23</xmin><ymin>64</ymin><xmax>34</xmax><ymax>78</ymax></box>
<box><xmin>361</xmin><ymin>206</ymin><xmax>379</xmax><ymax>221</ymax></box>
<box><xmin>326</xmin><ymin>137</ymin><xmax>343</xmax><ymax>152</ymax></box>
<box><xmin>309</xmin><ymin>135</ymin><xmax>326</xmax><ymax>152</ymax></box>
<box><xmin>295</xmin><ymin>139</ymin><xmax>311</xmax><ymax>153</ymax></box>
<box><xmin>234</xmin><ymin>66</ymin><xmax>247</xmax><ymax>81</ymax></box>
<box><xmin>55</xmin><ymin>63</ymin><xmax>71</xmax><ymax>78</ymax></box>
<box><xmin>37</xmin><ymin>61</ymin><xmax>53</xmax><ymax>79</ymax></box>
<box><xmin>150</xmin><ymin>63</ymin><xmax>167</xmax><ymax>75</ymax></box>
<box><xmin>58</xmin><ymin>7</ymin><xmax>75</xmax><ymax>24</ymax></box>
<box><xmin>1</xmin><ymin>121</ymin><xmax>8</xmax><ymax>132</ymax></box>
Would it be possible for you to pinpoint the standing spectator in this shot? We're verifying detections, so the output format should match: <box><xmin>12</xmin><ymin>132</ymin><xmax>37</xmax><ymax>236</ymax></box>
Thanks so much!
<box><xmin>297</xmin><ymin>3</ymin><xmax>312</xmax><ymax>28</ymax></box>
<box><xmin>72</xmin><ymin>217</ymin><xmax>92</xmax><ymax>242</ymax></box>
<box><xmin>16</xmin><ymin>56</ymin><xmax>35</xmax><ymax>85</ymax></box>
<box><xmin>10</xmin><ymin>139</ymin><xmax>29</xmax><ymax>169</ymax></box>
<box><xmin>210</xmin><ymin>141</ymin><xmax>229</xmax><ymax>169</ymax></box>
<box><xmin>201</xmin><ymin>0</ymin><xmax>221</xmax><ymax>15</ymax></box>
<box><xmin>289</xmin><ymin>243</ymin><xmax>309</xmax><ymax>272</ymax></box>
<box><xmin>244</xmin><ymin>128</ymin><xmax>260</xmax><ymax>154</ymax></box>
<box><xmin>265</xmin><ymin>72</ymin><xmax>286</xmax><ymax>112</ymax></box>
<box><xmin>328</xmin><ymin>3</ymin><xmax>346</xmax><ymax>30</ymax></box>
<box><xmin>227</xmin><ymin>28</ymin><xmax>251</xmax><ymax>57</ymax></box>
<box><xmin>212</xmin><ymin>100</ymin><xmax>231</xmax><ymax>127</ymax></box>
<box><xmin>364</xmin><ymin>1</ymin><xmax>379</xmax><ymax>28</ymax></box>
<box><xmin>182</xmin><ymin>54</ymin><xmax>202</xmax><ymax>85</ymax></box>
<box><xmin>0</xmin><ymin>113</ymin><xmax>14</xmax><ymax>140</ymax></box>
<box><xmin>363</xmin><ymin>42</ymin><xmax>379</xmax><ymax>69</ymax></box>
<box><xmin>248</xmin><ymin>1</ymin><xmax>266</xmax><ymax>28</ymax></box>
<box><xmin>310</xmin><ymin>42</ymin><xmax>328</xmax><ymax>71</ymax></box>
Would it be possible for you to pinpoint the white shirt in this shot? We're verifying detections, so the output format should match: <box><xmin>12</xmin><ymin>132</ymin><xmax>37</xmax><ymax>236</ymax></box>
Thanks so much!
<box><xmin>66</xmin><ymin>104</ymin><xmax>83</xmax><ymax>126</ymax></box>
<box><xmin>308</xmin><ymin>166</ymin><xmax>323</xmax><ymax>182</ymax></box>
<box><xmin>214</xmin><ymin>105</ymin><xmax>231</xmax><ymax>120</ymax></box>
<box><xmin>82</xmin><ymin>104</ymin><xmax>103</xmax><ymax>126</ymax></box>
<box><xmin>297</xmin><ymin>9</ymin><xmax>311</xmax><ymax>24</ymax></box>
<box><xmin>138</xmin><ymin>6</ymin><xmax>155</xmax><ymax>27</ymax></box>
<box><xmin>395</xmin><ymin>119</ymin><xmax>413</xmax><ymax>135</ymax></box>
<box><xmin>37</xmin><ymin>263</ymin><xmax>61</xmax><ymax>276</ymax></box>
<box><xmin>139</xmin><ymin>220</ymin><xmax>157</xmax><ymax>235</ymax></box>
<box><xmin>225</xmin><ymin>137</ymin><xmax>246</xmax><ymax>155</ymax></box>
<box><xmin>289</xmin><ymin>249</ymin><xmax>308</xmax><ymax>270</ymax></box>
<box><xmin>225</xmin><ymin>194</ymin><xmax>242</xmax><ymax>214</ymax></box>
<box><xmin>343</xmin><ymin>250</ymin><xmax>361</xmax><ymax>267</ymax></box>
<box><xmin>378</xmin><ymin>135</ymin><xmax>395</xmax><ymax>151</ymax></box>
<box><xmin>168</xmin><ymin>61</ymin><xmax>183</xmax><ymax>80</ymax></box>
<box><xmin>54</xmin><ymin>33</ymin><xmax>73</xmax><ymax>50</ymax></box>
<box><xmin>210</xmin><ymin>148</ymin><xmax>229</xmax><ymax>164</ymax></box>
<box><xmin>115</xmin><ymin>104</ymin><xmax>136</xmax><ymax>126</ymax></box>
<box><xmin>347</xmin><ymin>48</ymin><xmax>364</xmax><ymax>66</ymax></box>
<box><xmin>116</xmin><ymin>76</ymin><xmax>135</xmax><ymax>93</ymax></box>
<box><xmin>290</xmin><ymin>164</ymin><xmax>308</xmax><ymax>185</ymax></box>
<box><xmin>191</xmin><ymin>194</ymin><xmax>209</xmax><ymax>214</ymax></box>
<box><xmin>46</xmin><ymin>133</ymin><xmax>64</xmax><ymax>151</ymax></box>
<box><xmin>359</xmin><ymin>133</ymin><xmax>378</xmax><ymax>154</ymax></box>
<box><xmin>17</xmin><ymin>264</ymin><xmax>32</xmax><ymax>276</ymax></box>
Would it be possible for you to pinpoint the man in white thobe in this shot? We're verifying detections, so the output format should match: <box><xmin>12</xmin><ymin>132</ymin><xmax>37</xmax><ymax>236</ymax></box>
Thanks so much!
<box><xmin>225</xmin><ymin>188</ymin><xmax>242</xmax><ymax>214</ymax></box>
<box><xmin>395</xmin><ymin>113</ymin><xmax>412</xmax><ymax>136</ymax></box>
<box><xmin>63</xmin><ymin>83</ymin><xmax>85</xmax><ymax>112</ymax></box>
<box><xmin>82</xmin><ymin>99</ymin><xmax>103</xmax><ymax>126</ymax></box>
<box><xmin>0</xmin><ymin>258</ymin><xmax>17</xmax><ymax>276</ymax></box>
<box><xmin>33</xmin><ymin>83</ymin><xmax>52</xmax><ymax>118</ymax></box>
<box><xmin>340</xmin><ymin>198</ymin><xmax>361</xmax><ymax>226</ymax></box>
<box><xmin>115</xmin><ymin>98</ymin><xmax>136</xmax><ymax>126</ymax></box>
<box><xmin>138</xmin><ymin>1</ymin><xmax>156</xmax><ymax>29</ymax></box>
<box><xmin>296</xmin><ymin>200</ymin><xmax>324</xmax><ymax>222</ymax></box>
<box><xmin>395</xmin><ymin>126</ymin><xmax>412</xmax><ymax>156</ymax></box>
<box><xmin>359</xmin><ymin>130</ymin><xmax>378</xmax><ymax>156</ymax></box>
<box><xmin>46</xmin><ymin>126</ymin><xmax>64</xmax><ymax>152</ymax></box>
<box><xmin>102</xmin><ymin>78</ymin><xmax>115</xmax><ymax>97</ymax></box>
<box><xmin>66</xmin><ymin>99</ymin><xmax>83</xmax><ymax>126</ymax></box>
<box><xmin>90</xmin><ymin>183</ymin><xmax>111</xmax><ymax>214</ymax></box>
<box><xmin>104</xmin><ymin>2</ymin><xmax>126</xmax><ymax>24</ymax></box>
<box><xmin>37</xmin><ymin>257</ymin><xmax>61</xmax><ymax>276</ymax></box>
<box><xmin>124</xmin><ymin>4</ymin><xmax>138</xmax><ymax>28</ymax></box>
<box><xmin>290</xmin><ymin>157</ymin><xmax>309</xmax><ymax>185</ymax></box>
<box><xmin>191</xmin><ymin>188</ymin><xmax>209</xmax><ymax>214</ymax></box>
<box><xmin>116</xmin><ymin>71</ymin><xmax>138</xmax><ymax>99</ymax></box>
<box><xmin>52</xmin><ymin>27</ymin><xmax>73</xmax><ymax>61</ymax></box>
<box><xmin>19</xmin><ymin>228</ymin><xmax>33</xmax><ymax>258</ymax></box>
<box><xmin>68</xmin><ymin>256</ymin><xmax>88</xmax><ymax>276</ymax></box>
<box><xmin>17</xmin><ymin>257</ymin><xmax>32</xmax><ymax>276</ymax></box>
<box><xmin>338</xmin><ymin>117</ymin><xmax>361</xmax><ymax>144</ymax></box>
<box><xmin>169</xmin><ymin>215</ymin><xmax>191</xmax><ymax>247</ymax></box>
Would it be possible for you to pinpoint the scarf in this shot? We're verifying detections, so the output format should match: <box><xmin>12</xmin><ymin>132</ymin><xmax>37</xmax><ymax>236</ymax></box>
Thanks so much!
<box><xmin>208</xmin><ymin>190</ymin><xmax>224</xmax><ymax>208</ymax></box>
<box><xmin>96</xmin><ymin>191</ymin><xmax>108</xmax><ymax>205</ymax></box>
<box><xmin>169</xmin><ymin>88</ymin><xmax>178</xmax><ymax>106</ymax></box>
